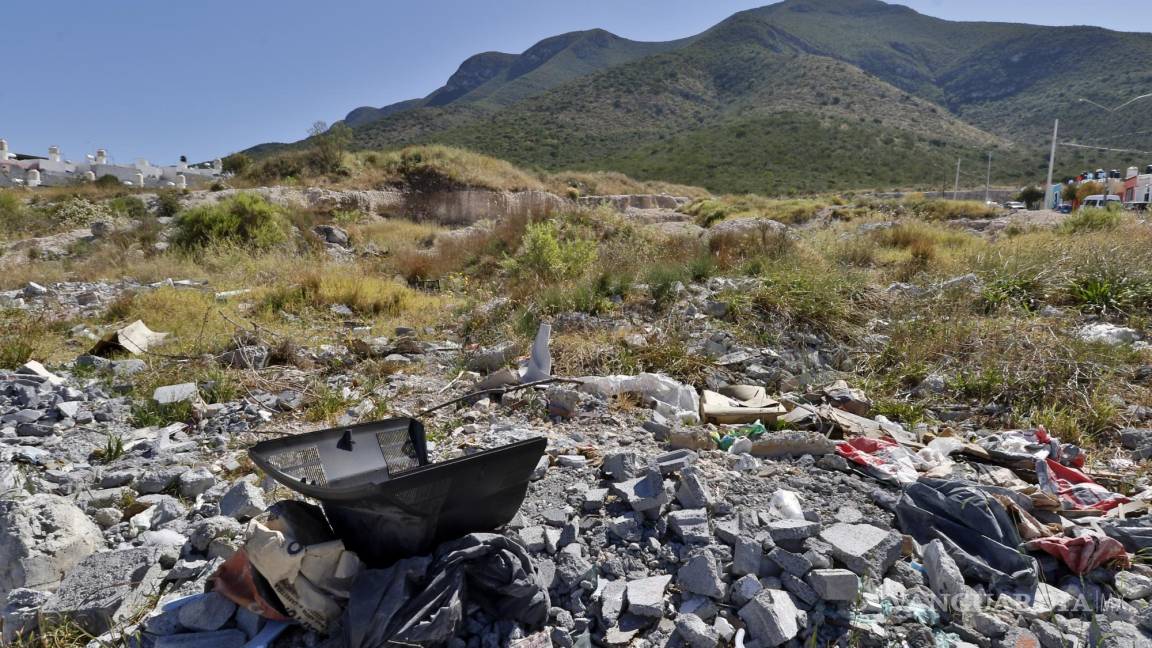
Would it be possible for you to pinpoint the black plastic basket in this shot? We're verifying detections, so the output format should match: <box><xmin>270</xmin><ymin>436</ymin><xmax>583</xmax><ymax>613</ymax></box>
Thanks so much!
<box><xmin>250</xmin><ymin>418</ymin><xmax>546</xmax><ymax>566</ymax></box>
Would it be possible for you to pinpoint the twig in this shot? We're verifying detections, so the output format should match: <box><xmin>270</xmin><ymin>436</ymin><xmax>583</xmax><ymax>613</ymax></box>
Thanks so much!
<box><xmin>418</xmin><ymin>377</ymin><xmax>584</xmax><ymax>417</ymax></box>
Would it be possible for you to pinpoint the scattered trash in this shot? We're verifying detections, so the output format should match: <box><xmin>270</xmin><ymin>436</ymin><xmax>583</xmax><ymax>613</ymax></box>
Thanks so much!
<box><xmin>700</xmin><ymin>385</ymin><xmax>786</xmax><ymax>424</ymax></box>
<box><xmin>579</xmin><ymin>372</ymin><xmax>701</xmax><ymax>424</ymax></box>
<box><xmin>89</xmin><ymin>320</ymin><xmax>168</xmax><ymax>356</ymax></box>
<box><xmin>1035</xmin><ymin>457</ymin><xmax>1130</xmax><ymax>512</ymax></box>
<box><xmin>1022</xmin><ymin>533</ymin><xmax>1129</xmax><ymax>574</ymax></box>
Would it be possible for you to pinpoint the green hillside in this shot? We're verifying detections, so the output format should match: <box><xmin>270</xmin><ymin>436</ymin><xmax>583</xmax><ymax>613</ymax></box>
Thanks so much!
<box><xmin>245</xmin><ymin>0</ymin><xmax>1152</xmax><ymax>194</ymax></box>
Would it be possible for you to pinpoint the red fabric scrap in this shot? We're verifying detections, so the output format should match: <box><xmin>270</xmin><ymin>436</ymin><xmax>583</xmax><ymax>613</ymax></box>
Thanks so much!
<box><xmin>1023</xmin><ymin>534</ymin><xmax>1130</xmax><ymax>574</ymax></box>
<box><xmin>1037</xmin><ymin>458</ymin><xmax>1129</xmax><ymax>512</ymax></box>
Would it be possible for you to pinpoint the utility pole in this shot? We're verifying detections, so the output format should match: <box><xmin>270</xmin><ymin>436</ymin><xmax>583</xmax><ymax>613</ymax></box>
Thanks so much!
<box><xmin>985</xmin><ymin>151</ymin><xmax>992</xmax><ymax>204</ymax></box>
<box><xmin>1045</xmin><ymin>119</ymin><xmax>1059</xmax><ymax>210</ymax></box>
<box><xmin>953</xmin><ymin>158</ymin><xmax>961</xmax><ymax>200</ymax></box>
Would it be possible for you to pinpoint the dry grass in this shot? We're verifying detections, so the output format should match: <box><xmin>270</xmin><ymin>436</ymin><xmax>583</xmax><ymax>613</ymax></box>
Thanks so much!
<box><xmin>543</xmin><ymin>170</ymin><xmax>708</xmax><ymax>198</ymax></box>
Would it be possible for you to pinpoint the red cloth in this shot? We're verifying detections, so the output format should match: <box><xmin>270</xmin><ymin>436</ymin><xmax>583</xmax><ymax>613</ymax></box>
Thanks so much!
<box><xmin>1037</xmin><ymin>458</ymin><xmax>1129</xmax><ymax>512</ymax></box>
<box><xmin>1023</xmin><ymin>534</ymin><xmax>1130</xmax><ymax>574</ymax></box>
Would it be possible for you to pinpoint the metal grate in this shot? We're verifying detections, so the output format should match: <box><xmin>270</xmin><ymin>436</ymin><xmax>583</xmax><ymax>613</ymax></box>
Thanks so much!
<box><xmin>265</xmin><ymin>446</ymin><xmax>328</xmax><ymax>487</ymax></box>
<box><xmin>376</xmin><ymin>430</ymin><xmax>421</xmax><ymax>475</ymax></box>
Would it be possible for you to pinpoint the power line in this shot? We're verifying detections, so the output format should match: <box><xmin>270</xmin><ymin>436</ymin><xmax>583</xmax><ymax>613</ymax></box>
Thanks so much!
<box><xmin>1059</xmin><ymin>141</ymin><xmax>1152</xmax><ymax>155</ymax></box>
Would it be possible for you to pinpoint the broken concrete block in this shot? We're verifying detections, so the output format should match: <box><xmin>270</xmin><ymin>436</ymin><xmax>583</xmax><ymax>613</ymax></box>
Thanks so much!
<box><xmin>0</xmin><ymin>494</ymin><xmax>104</xmax><ymax>599</ymax></box>
<box><xmin>655</xmin><ymin>448</ymin><xmax>697</xmax><ymax>475</ymax></box>
<box><xmin>177</xmin><ymin>592</ymin><xmax>237</xmax><ymax>632</ymax></box>
<box><xmin>805</xmin><ymin>569</ymin><xmax>859</xmax><ymax>602</ymax></box>
<box><xmin>178</xmin><ymin>467</ymin><xmax>217</xmax><ymax>499</ymax></box>
<box><xmin>602</xmin><ymin>452</ymin><xmax>642</xmax><ymax>482</ymax></box>
<box><xmin>583</xmin><ymin>488</ymin><xmax>608</xmax><ymax>512</ymax></box>
<box><xmin>667</xmin><ymin>427</ymin><xmax>714</xmax><ymax>451</ymax></box>
<box><xmin>738</xmin><ymin>589</ymin><xmax>800</xmax><ymax>646</ymax></box>
<box><xmin>766</xmin><ymin>519</ymin><xmax>820</xmax><ymax>543</ymax></box>
<box><xmin>678</xmin><ymin>551</ymin><xmax>726</xmax><ymax>600</ymax></box>
<box><xmin>767</xmin><ymin>547</ymin><xmax>812</xmax><ymax>577</ymax></box>
<box><xmin>40</xmin><ymin>547</ymin><xmax>164</xmax><ymax>636</ymax></box>
<box><xmin>600</xmin><ymin>579</ymin><xmax>627</xmax><ymax>624</ymax></box>
<box><xmin>818</xmin><ymin>523</ymin><xmax>902</xmax><ymax>579</ymax></box>
<box><xmin>731</xmin><ymin>537</ymin><xmax>763</xmax><ymax>577</ymax></box>
<box><xmin>1116</xmin><ymin>571</ymin><xmax>1152</xmax><ymax>600</ymax></box>
<box><xmin>608</xmin><ymin>513</ymin><xmax>643</xmax><ymax>543</ymax></box>
<box><xmin>676</xmin><ymin>466</ymin><xmax>714</xmax><ymax>510</ymax></box>
<box><xmin>781</xmin><ymin>572</ymin><xmax>819</xmax><ymax>607</ymax></box>
<box><xmin>626</xmin><ymin>574</ymin><xmax>672</xmax><ymax>618</ymax></box>
<box><xmin>610</xmin><ymin>468</ymin><xmax>669</xmax><ymax>514</ymax></box>
<box><xmin>923</xmin><ymin>539</ymin><xmax>966</xmax><ymax>598</ymax></box>
<box><xmin>730</xmin><ymin>574</ymin><xmax>763</xmax><ymax>607</ymax></box>
<box><xmin>668</xmin><ymin>509</ymin><xmax>711</xmax><ymax>544</ymax></box>
<box><xmin>675</xmin><ymin>613</ymin><xmax>719</xmax><ymax>648</ymax></box>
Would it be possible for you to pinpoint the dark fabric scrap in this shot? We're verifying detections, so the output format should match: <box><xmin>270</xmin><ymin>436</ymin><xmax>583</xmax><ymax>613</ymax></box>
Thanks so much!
<box><xmin>895</xmin><ymin>479</ymin><xmax>1037</xmax><ymax>593</ymax></box>
<box><xmin>342</xmin><ymin>533</ymin><xmax>550</xmax><ymax>648</ymax></box>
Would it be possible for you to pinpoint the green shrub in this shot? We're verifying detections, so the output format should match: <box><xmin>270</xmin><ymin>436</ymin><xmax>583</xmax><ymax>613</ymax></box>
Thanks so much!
<box><xmin>1059</xmin><ymin>208</ymin><xmax>1122</xmax><ymax>234</ymax></box>
<box><xmin>503</xmin><ymin>220</ymin><xmax>597</xmax><ymax>282</ymax></box>
<box><xmin>172</xmin><ymin>194</ymin><xmax>290</xmax><ymax>250</ymax></box>
<box><xmin>645</xmin><ymin>264</ymin><xmax>689</xmax><ymax>309</ymax></box>
<box><xmin>53</xmin><ymin>198</ymin><xmax>111</xmax><ymax>228</ymax></box>
<box><xmin>155</xmin><ymin>190</ymin><xmax>182</xmax><ymax>218</ymax></box>
<box><xmin>222</xmin><ymin>153</ymin><xmax>253</xmax><ymax>175</ymax></box>
<box><xmin>95</xmin><ymin>174</ymin><xmax>122</xmax><ymax>188</ymax></box>
<box><xmin>107</xmin><ymin>196</ymin><xmax>148</xmax><ymax>220</ymax></box>
<box><xmin>1064</xmin><ymin>270</ymin><xmax>1150</xmax><ymax>314</ymax></box>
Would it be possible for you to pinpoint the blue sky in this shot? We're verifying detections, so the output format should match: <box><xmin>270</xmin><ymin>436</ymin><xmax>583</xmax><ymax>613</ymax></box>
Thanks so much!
<box><xmin>2</xmin><ymin>0</ymin><xmax>1148</xmax><ymax>164</ymax></box>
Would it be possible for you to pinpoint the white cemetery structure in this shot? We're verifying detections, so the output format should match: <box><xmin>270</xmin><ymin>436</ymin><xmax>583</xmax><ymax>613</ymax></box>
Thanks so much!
<box><xmin>0</xmin><ymin>139</ymin><xmax>224</xmax><ymax>188</ymax></box>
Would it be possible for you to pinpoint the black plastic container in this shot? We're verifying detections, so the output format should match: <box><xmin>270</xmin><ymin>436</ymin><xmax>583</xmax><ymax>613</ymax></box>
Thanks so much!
<box><xmin>249</xmin><ymin>418</ymin><xmax>546</xmax><ymax>566</ymax></box>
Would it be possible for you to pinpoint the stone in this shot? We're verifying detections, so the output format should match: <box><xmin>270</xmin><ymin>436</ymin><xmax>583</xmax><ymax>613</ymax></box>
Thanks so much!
<box><xmin>972</xmin><ymin>611</ymin><xmax>1009</xmax><ymax>638</ymax></box>
<box><xmin>998</xmin><ymin>626</ymin><xmax>1040</xmax><ymax>648</ymax></box>
<box><xmin>137</xmin><ymin>465</ymin><xmax>186</xmax><ymax>494</ymax></box>
<box><xmin>1029</xmin><ymin>619</ymin><xmax>1069</xmax><ymax>648</ymax></box>
<box><xmin>600</xmin><ymin>579</ymin><xmax>627</xmax><ymax>624</ymax></box>
<box><xmin>188</xmin><ymin>516</ymin><xmax>243</xmax><ymax>553</ymax></box>
<box><xmin>608</xmin><ymin>513</ymin><xmax>643</xmax><ymax>543</ymax></box>
<box><xmin>92</xmin><ymin>508</ymin><xmax>122</xmax><ymax>528</ymax></box>
<box><xmin>2</xmin><ymin>588</ymin><xmax>50</xmax><ymax>644</ymax></box>
<box><xmin>219</xmin><ymin>345</ymin><xmax>270</xmax><ymax>370</ymax></box>
<box><xmin>218</xmin><ymin>479</ymin><xmax>266</xmax><ymax>520</ymax></box>
<box><xmin>766</xmin><ymin>519</ymin><xmax>820</xmax><ymax>543</ymax></box>
<box><xmin>556</xmin><ymin>455</ymin><xmax>588</xmax><ymax>469</ymax></box>
<box><xmin>582</xmin><ymin>488</ymin><xmax>608</xmax><ymax>512</ymax></box>
<box><xmin>732</xmin><ymin>537</ymin><xmax>763</xmax><ymax>577</ymax></box>
<box><xmin>675</xmin><ymin>613</ymin><xmax>719</xmax><ymax>648</ymax></box>
<box><xmin>818</xmin><ymin>523</ymin><xmax>902</xmax><ymax>578</ymax></box>
<box><xmin>676</xmin><ymin>467</ymin><xmax>714</xmax><ymax>510</ymax></box>
<box><xmin>822</xmin><ymin>380</ymin><xmax>871</xmax><ymax>416</ymax></box>
<box><xmin>923</xmin><ymin>539</ymin><xmax>966</xmax><ymax>598</ymax></box>
<box><xmin>730</xmin><ymin>574</ymin><xmax>763</xmax><ymax>607</ymax></box>
<box><xmin>178</xmin><ymin>467</ymin><xmax>217</xmax><ymax>499</ymax></box>
<box><xmin>40</xmin><ymin>547</ymin><xmax>164</xmax><ymax>636</ymax></box>
<box><xmin>153</xmin><ymin>383</ymin><xmax>200</xmax><ymax>405</ymax></box>
<box><xmin>519</xmin><ymin>526</ymin><xmax>547</xmax><ymax>552</ymax></box>
<box><xmin>781</xmin><ymin>572</ymin><xmax>819</xmax><ymax>607</ymax></box>
<box><xmin>748</xmin><ymin>431</ymin><xmax>836</xmax><ymax>458</ymax></box>
<box><xmin>655</xmin><ymin>449</ymin><xmax>697</xmax><ymax>475</ymax></box>
<box><xmin>767</xmin><ymin>547</ymin><xmax>812</xmax><ymax>577</ymax></box>
<box><xmin>626</xmin><ymin>574</ymin><xmax>672</xmax><ymax>618</ymax></box>
<box><xmin>610</xmin><ymin>469</ymin><xmax>669</xmax><ymax>514</ymax></box>
<box><xmin>805</xmin><ymin>569</ymin><xmax>859</xmax><ymax>602</ymax></box>
<box><xmin>678</xmin><ymin>551</ymin><xmax>726</xmax><ymax>600</ymax></box>
<box><xmin>601</xmin><ymin>453</ymin><xmax>642</xmax><ymax>482</ymax></box>
<box><xmin>0</xmin><ymin>494</ymin><xmax>103</xmax><ymax>600</ymax></box>
<box><xmin>738</xmin><ymin>589</ymin><xmax>800</xmax><ymax>647</ymax></box>
<box><xmin>177</xmin><ymin>592</ymin><xmax>237</xmax><ymax>632</ymax></box>
<box><xmin>714</xmin><ymin>518</ymin><xmax>742</xmax><ymax>545</ymax></box>
<box><xmin>155</xmin><ymin>630</ymin><xmax>248</xmax><ymax>648</ymax></box>
<box><xmin>680</xmin><ymin>596</ymin><xmax>718</xmax><ymax>621</ymax></box>
<box><xmin>1116</xmin><ymin>571</ymin><xmax>1152</xmax><ymax>600</ymax></box>
<box><xmin>314</xmin><ymin>224</ymin><xmax>350</xmax><ymax>247</ymax></box>
<box><xmin>668</xmin><ymin>509</ymin><xmax>711</xmax><ymax>544</ymax></box>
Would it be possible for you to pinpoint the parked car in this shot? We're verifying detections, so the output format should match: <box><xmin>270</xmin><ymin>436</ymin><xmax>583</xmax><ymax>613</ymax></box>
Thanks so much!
<box><xmin>1003</xmin><ymin>201</ymin><xmax>1027</xmax><ymax>210</ymax></box>
<box><xmin>1056</xmin><ymin>203</ymin><xmax>1073</xmax><ymax>214</ymax></box>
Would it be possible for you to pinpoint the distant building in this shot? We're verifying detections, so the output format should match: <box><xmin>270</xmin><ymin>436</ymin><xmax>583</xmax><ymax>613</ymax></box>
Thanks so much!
<box><xmin>0</xmin><ymin>139</ymin><xmax>224</xmax><ymax>189</ymax></box>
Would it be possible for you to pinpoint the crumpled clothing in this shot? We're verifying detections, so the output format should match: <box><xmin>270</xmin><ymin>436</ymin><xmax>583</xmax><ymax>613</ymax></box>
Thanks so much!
<box><xmin>894</xmin><ymin>479</ymin><xmax>1037</xmax><ymax>593</ymax></box>
<box><xmin>978</xmin><ymin>426</ymin><xmax>1084</xmax><ymax>468</ymax></box>
<box><xmin>1023</xmin><ymin>534</ymin><xmax>1130</xmax><ymax>574</ymax></box>
<box><xmin>1036</xmin><ymin>458</ymin><xmax>1129</xmax><ymax>512</ymax></box>
<box><xmin>341</xmin><ymin>533</ymin><xmax>550</xmax><ymax>648</ymax></box>
<box><xmin>836</xmin><ymin>437</ymin><xmax>952</xmax><ymax>486</ymax></box>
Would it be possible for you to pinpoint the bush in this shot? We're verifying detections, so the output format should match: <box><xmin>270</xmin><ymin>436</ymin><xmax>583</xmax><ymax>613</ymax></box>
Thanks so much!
<box><xmin>1058</xmin><ymin>208</ymin><xmax>1122</xmax><ymax>234</ymax></box>
<box><xmin>155</xmin><ymin>191</ymin><xmax>182</xmax><ymax>218</ymax></box>
<box><xmin>95</xmin><ymin>174</ymin><xmax>123</xmax><ymax>188</ymax></box>
<box><xmin>502</xmin><ymin>220</ymin><xmax>597</xmax><ymax>282</ymax></box>
<box><xmin>107</xmin><ymin>196</ymin><xmax>148</xmax><ymax>220</ymax></box>
<box><xmin>171</xmin><ymin>194</ymin><xmax>290</xmax><ymax>250</ymax></box>
<box><xmin>222</xmin><ymin>153</ymin><xmax>253</xmax><ymax>175</ymax></box>
<box><xmin>53</xmin><ymin>198</ymin><xmax>112</xmax><ymax>228</ymax></box>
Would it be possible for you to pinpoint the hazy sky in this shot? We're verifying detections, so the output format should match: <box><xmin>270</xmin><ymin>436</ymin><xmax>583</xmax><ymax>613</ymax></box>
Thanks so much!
<box><xmin>3</xmin><ymin>0</ymin><xmax>1148</xmax><ymax>164</ymax></box>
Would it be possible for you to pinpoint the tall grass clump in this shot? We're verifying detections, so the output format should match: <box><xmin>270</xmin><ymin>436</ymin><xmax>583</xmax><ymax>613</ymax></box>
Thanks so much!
<box><xmin>502</xmin><ymin>220</ymin><xmax>597</xmax><ymax>282</ymax></box>
<box><xmin>1058</xmin><ymin>208</ymin><xmax>1123</xmax><ymax>234</ymax></box>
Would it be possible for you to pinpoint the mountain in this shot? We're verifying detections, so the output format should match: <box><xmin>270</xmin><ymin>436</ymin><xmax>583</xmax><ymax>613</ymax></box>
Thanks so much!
<box><xmin>247</xmin><ymin>0</ymin><xmax>1152</xmax><ymax>194</ymax></box>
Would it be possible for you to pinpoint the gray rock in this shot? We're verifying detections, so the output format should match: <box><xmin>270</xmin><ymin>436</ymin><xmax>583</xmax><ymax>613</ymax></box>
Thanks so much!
<box><xmin>153</xmin><ymin>383</ymin><xmax>200</xmax><ymax>405</ymax></box>
<box><xmin>676</xmin><ymin>467</ymin><xmax>714</xmax><ymax>510</ymax></box>
<box><xmin>730</xmin><ymin>574</ymin><xmax>763</xmax><ymax>607</ymax></box>
<box><xmin>923</xmin><ymin>539</ymin><xmax>966</xmax><ymax>598</ymax></box>
<box><xmin>767</xmin><ymin>547</ymin><xmax>812</xmax><ymax>577</ymax></box>
<box><xmin>155</xmin><ymin>629</ymin><xmax>248</xmax><ymax>648</ymax></box>
<box><xmin>668</xmin><ymin>509</ymin><xmax>711</xmax><ymax>544</ymax></box>
<box><xmin>655</xmin><ymin>449</ymin><xmax>697</xmax><ymax>475</ymax></box>
<box><xmin>177</xmin><ymin>592</ymin><xmax>237</xmax><ymax>632</ymax></box>
<box><xmin>781</xmin><ymin>572</ymin><xmax>818</xmax><ymax>607</ymax></box>
<box><xmin>189</xmin><ymin>516</ymin><xmax>243</xmax><ymax>553</ymax></box>
<box><xmin>582</xmin><ymin>488</ymin><xmax>608</xmax><ymax>512</ymax></box>
<box><xmin>2</xmin><ymin>588</ymin><xmax>50</xmax><ymax>644</ymax></box>
<box><xmin>818</xmin><ymin>523</ymin><xmax>902</xmax><ymax>578</ymax></box>
<box><xmin>519</xmin><ymin>526</ymin><xmax>547</xmax><ymax>552</ymax></box>
<box><xmin>805</xmin><ymin>569</ymin><xmax>859</xmax><ymax>602</ymax></box>
<box><xmin>731</xmin><ymin>537</ymin><xmax>763</xmax><ymax>577</ymax></box>
<box><xmin>1116</xmin><ymin>571</ymin><xmax>1152</xmax><ymax>600</ymax></box>
<box><xmin>602</xmin><ymin>453</ymin><xmax>642</xmax><ymax>482</ymax></box>
<box><xmin>738</xmin><ymin>589</ymin><xmax>800</xmax><ymax>646</ymax></box>
<box><xmin>0</xmin><ymin>494</ymin><xmax>103</xmax><ymax>600</ymax></box>
<box><xmin>600</xmin><ymin>579</ymin><xmax>627</xmax><ymax>624</ymax></box>
<box><xmin>677</xmin><ymin>551</ymin><xmax>726</xmax><ymax>600</ymax></box>
<box><xmin>137</xmin><ymin>465</ymin><xmax>187</xmax><ymax>494</ymax></box>
<box><xmin>218</xmin><ymin>479</ymin><xmax>266</xmax><ymax>520</ymax></box>
<box><xmin>40</xmin><ymin>547</ymin><xmax>164</xmax><ymax>636</ymax></box>
<box><xmin>178</xmin><ymin>467</ymin><xmax>217</xmax><ymax>499</ymax></box>
<box><xmin>608</xmin><ymin>513</ymin><xmax>643</xmax><ymax>543</ymax></box>
<box><xmin>675</xmin><ymin>613</ymin><xmax>719</xmax><ymax>648</ymax></box>
<box><xmin>766</xmin><ymin>519</ymin><xmax>820</xmax><ymax>543</ymax></box>
<box><xmin>610</xmin><ymin>468</ymin><xmax>669</xmax><ymax>514</ymax></box>
<box><xmin>1028</xmin><ymin>619</ymin><xmax>1069</xmax><ymax>648</ymax></box>
<box><xmin>626</xmin><ymin>574</ymin><xmax>672</xmax><ymax>618</ymax></box>
<box><xmin>220</xmin><ymin>345</ymin><xmax>270</xmax><ymax>370</ymax></box>
<box><xmin>714</xmin><ymin>518</ymin><xmax>742</xmax><ymax>545</ymax></box>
